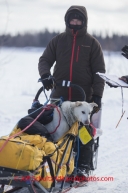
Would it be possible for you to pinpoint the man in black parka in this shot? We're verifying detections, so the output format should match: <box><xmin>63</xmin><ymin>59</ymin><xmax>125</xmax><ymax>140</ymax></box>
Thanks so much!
<box><xmin>38</xmin><ymin>5</ymin><xmax>106</xmax><ymax>176</ymax></box>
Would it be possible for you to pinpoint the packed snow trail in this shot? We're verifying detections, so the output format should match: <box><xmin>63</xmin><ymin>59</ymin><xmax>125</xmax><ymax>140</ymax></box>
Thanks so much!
<box><xmin>0</xmin><ymin>48</ymin><xmax>128</xmax><ymax>193</ymax></box>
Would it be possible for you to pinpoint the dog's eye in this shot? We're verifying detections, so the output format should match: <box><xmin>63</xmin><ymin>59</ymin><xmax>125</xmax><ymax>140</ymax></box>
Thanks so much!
<box><xmin>82</xmin><ymin>111</ymin><xmax>85</xmax><ymax>114</ymax></box>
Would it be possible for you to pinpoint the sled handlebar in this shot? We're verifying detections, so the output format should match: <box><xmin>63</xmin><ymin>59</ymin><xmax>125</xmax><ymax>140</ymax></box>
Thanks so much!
<box><xmin>35</xmin><ymin>79</ymin><xmax>86</xmax><ymax>101</ymax></box>
<box><xmin>34</xmin><ymin>87</ymin><xmax>44</xmax><ymax>101</ymax></box>
<box><xmin>55</xmin><ymin>81</ymin><xmax>86</xmax><ymax>101</ymax></box>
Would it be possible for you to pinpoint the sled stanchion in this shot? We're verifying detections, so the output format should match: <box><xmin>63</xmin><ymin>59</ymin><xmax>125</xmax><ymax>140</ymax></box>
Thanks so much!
<box><xmin>27</xmin><ymin>181</ymin><xmax>37</xmax><ymax>193</ymax></box>
<box><xmin>91</xmin><ymin>137</ymin><xmax>99</xmax><ymax>170</ymax></box>
<box><xmin>59</xmin><ymin>136</ymin><xmax>76</xmax><ymax>192</ymax></box>
<box><xmin>75</xmin><ymin>135</ymin><xmax>80</xmax><ymax>172</ymax></box>
<box><xmin>56</xmin><ymin>139</ymin><xmax>71</xmax><ymax>177</ymax></box>
<box><xmin>34</xmin><ymin>181</ymin><xmax>49</xmax><ymax>193</ymax></box>
<box><xmin>50</xmin><ymin>136</ymin><xmax>74</xmax><ymax>193</ymax></box>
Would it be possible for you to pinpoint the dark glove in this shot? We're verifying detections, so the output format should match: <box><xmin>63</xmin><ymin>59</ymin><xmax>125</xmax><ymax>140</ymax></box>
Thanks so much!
<box><xmin>31</xmin><ymin>100</ymin><xmax>43</xmax><ymax>109</ymax></box>
<box><xmin>90</xmin><ymin>95</ymin><xmax>101</xmax><ymax>113</ymax></box>
<box><xmin>119</xmin><ymin>75</ymin><xmax>128</xmax><ymax>84</ymax></box>
<box><xmin>41</xmin><ymin>73</ymin><xmax>53</xmax><ymax>91</ymax></box>
<box><xmin>121</xmin><ymin>45</ymin><xmax>128</xmax><ymax>59</ymax></box>
<box><xmin>106</xmin><ymin>81</ymin><xmax>118</xmax><ymax>88</ymax></box>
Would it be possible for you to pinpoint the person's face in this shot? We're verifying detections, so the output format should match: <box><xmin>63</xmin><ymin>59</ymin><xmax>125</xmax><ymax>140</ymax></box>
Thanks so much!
<box><xmin>69</xmin><ymin>19</ymin><xmax>82</xmax><ymax>25</ymax></box>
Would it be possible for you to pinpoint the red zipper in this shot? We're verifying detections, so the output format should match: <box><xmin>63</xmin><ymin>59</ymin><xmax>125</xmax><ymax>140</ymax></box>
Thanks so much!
<box><xmin>76</xmin><ymin>46</ymin><xmax>80</xmax><ymax>62</ymax></box>
<box><xmin>69</xmin><ymin>33</ymin><xmax>77</xmax><ymax>100</ymax></box>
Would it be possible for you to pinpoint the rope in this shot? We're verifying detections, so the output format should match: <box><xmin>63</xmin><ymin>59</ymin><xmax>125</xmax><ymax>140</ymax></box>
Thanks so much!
<box><xmin>0</xmin><ymin>108</ymin><xmax>45</xmax><ymax>152</ymax></box>
<box><xmin>104</xmin><ymin>77</ymin><xmax>126</xmax><ymax>128</ymax></box>
<box><xmin>121</xmin><ymin>87</ymin><xmax>124</xmax><ymax>115</ymax></box>
<box><xmin>48</xmin><ymin>105</ymin><xmax>61</xmax><ymax>134</ymax></box>
<box><xmin>115</xmin><ymin>87</ymin><xmax>125</xmax><ymax>128</ymax></box>
<box><xmin>0</xmin><ymin>104</ymin><xmax>60</xmax><ymax>152</ymax></box>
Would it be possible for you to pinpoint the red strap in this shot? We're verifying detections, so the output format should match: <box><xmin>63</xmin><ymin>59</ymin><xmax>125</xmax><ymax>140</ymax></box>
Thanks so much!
<box><xmin>0</xmin><ymin>104</ymin><xmax>59</xmax><ymax>152</ymax></box>
<box><xmin>90</xmin><ymin>123</ymin><xmax>96</xmax><ymax>136</ymax></box>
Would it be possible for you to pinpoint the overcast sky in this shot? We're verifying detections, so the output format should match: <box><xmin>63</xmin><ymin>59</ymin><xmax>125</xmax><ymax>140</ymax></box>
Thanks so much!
<box><xmin>0</xmin><ymin>0</ymin><xmax>128</xmax><ymax>36</ymax></box>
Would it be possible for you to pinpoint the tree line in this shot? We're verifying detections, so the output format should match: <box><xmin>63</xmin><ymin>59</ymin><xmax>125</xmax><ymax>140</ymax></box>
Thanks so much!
<box><xmin>0</xmin><ymin>29</ymin><xmax>128</xmax><ymax>51</ymax></box>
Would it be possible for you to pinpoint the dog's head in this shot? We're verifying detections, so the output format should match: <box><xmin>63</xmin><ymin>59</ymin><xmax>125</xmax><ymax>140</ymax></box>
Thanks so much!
<box><xmin>71</xmin><ymin>101</ymin><xmax>98</xmax><ymax>125</ymax></box>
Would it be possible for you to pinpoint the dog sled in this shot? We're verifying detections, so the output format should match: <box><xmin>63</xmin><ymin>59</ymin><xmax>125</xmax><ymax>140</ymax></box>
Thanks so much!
<box><xmin>0</xmin><ymin>81</ymin><xmax>101</xmax><ymax>193</ymax></box>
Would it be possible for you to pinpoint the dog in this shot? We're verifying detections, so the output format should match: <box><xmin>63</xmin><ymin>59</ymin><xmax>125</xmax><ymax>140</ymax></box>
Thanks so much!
<box><xmin>45</xmin><ymin>101</ymin><xmax>98</xmax><ymax>141</ymax></box>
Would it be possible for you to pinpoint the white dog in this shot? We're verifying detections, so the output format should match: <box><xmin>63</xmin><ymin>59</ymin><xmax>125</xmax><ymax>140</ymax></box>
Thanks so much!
<box><xmin>45</xmin><ymin>101</ymin><xmax>98</xmax><ymax>141</ymax></box>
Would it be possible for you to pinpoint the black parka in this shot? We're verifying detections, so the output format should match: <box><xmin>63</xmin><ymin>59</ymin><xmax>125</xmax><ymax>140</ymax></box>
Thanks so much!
<box><xmin>38</xmin><ymin>5</ymin><xmax>106</xmax><ymax>102</ymax></box>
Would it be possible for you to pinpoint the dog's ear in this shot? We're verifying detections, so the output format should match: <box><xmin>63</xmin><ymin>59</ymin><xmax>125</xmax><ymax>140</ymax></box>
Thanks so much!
<box><xmin>70</xmin><ymin>101</ymin><xmax>82</xmax><ymax>108</ymax></box>
<box><xmin>75</xmin><ymin>101</ymin><xmax>83</xmax><ymax>107</ymax></box>
<box><xmin>89</xmin><ymin>102</ymin><xmax>98</xmax><ymax>108</ymax></box>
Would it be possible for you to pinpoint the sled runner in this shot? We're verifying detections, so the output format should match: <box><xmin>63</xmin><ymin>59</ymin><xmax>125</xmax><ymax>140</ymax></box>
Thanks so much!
<box><xmin>0</xmin><ymin>81</ymin><xmax>100</xmax><ymax>193</ymax></box>
<box><xmin>0</xmin><ymin>166</ymin><xmax>88</xmax><ymax>193</ymax></box>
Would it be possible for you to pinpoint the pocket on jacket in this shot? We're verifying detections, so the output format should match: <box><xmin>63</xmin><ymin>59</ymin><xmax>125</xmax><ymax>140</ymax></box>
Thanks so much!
<box><xmin>77</xmin><ymin>45</ymin><xmax>91</xmax><ymax>63</ymax></box>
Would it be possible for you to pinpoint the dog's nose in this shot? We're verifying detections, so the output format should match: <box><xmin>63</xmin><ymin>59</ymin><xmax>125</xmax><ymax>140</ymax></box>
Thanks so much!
<box><xmin>85</xmin><ymin>120</ymin><xmax>90</xmax><ymax>124</ymax></box>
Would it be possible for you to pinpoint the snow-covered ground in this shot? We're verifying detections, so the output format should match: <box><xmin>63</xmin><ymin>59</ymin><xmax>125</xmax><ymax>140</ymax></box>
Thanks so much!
<box><xmin>0</xmin><ymin>47</ymin><xmax>128</xmax><ymax>193</ymax></box>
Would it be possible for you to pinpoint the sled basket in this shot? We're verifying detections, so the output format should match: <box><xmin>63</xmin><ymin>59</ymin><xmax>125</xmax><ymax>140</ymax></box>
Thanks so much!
<box><xmin>0</xmin><ymin>122</ymin><xmax>78</xmax><ymax>193</ymax></box>
<box><xmin>0</xmin><ymin>82</ymin><xmax>100</xmax><ymax>193</ymax></box>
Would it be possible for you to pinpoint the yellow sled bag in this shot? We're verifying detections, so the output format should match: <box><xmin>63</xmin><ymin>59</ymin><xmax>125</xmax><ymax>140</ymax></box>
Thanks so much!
<box><xmin>38</xmin><ymin>140</ymin><xmax>75</xmax><ymax>189</ymax></box>
<box><xmin>37</xmin><ymin>122</ymin><xmax>78</xmax><ymax>189</ymax></box>
<box><xmin>0</xmin><ymin>136</ymin><xmax>43</xmax><ymax>171</ymax></box>
<box><xmin>19</xmin><ymin>134</ymin><xmax>47</xmax><ymax>151</ymax></box>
